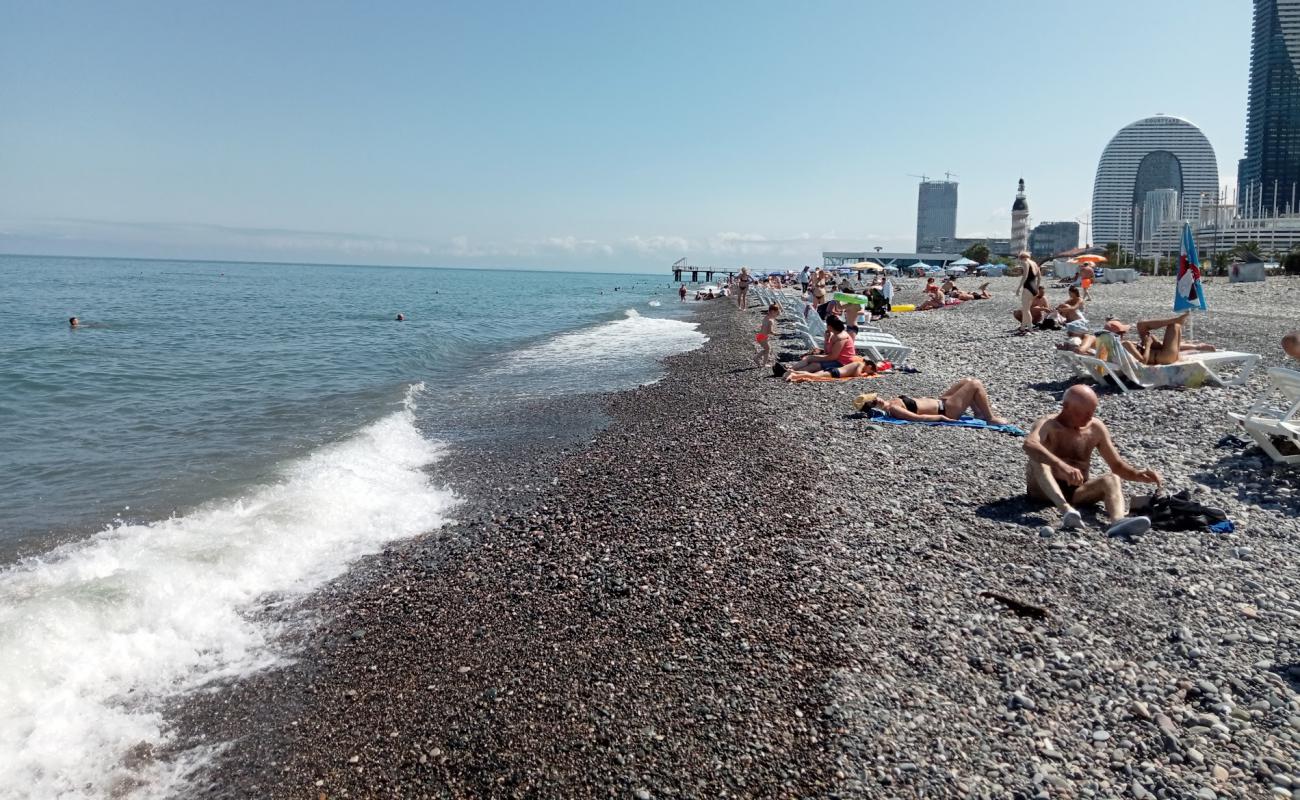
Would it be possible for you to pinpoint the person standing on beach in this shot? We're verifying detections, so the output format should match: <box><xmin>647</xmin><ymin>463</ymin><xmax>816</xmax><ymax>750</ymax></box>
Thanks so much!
<box><xmin>736</xmin><ymin>267</ymin><xmax>752</xmax><ymax>310</ymax></box>
<box><xmin>1078</xmin><ymin>262</ymin><xmax>1095</xmax><ymax>301</ymax></box>
<box><xmin>798</xmin><ymin>265</ymin><xmax>811</xmax><ymax>295</ymax></box>
<box><xmin>753</xmin><ymin>302</ymin><xmax>779</xmax><ymax>368</ymax></box>
<box><xmin>1023</xmin><ymin>385</ymin><xmax>1161</xmax><ymax>536</ymax></box>
<box><xmin>1016</xmin><ymin>251</ymin><xmax>1042</xmax><ymax>335</ymax></box>
<box><xmin>880</xmin><ymin>273</ymin><xmax>894</xmax><ymax>314</ymax></box>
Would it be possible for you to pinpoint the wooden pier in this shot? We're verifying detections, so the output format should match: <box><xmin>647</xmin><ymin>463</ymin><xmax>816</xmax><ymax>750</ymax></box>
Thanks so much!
<box><xmin>670</xmin><ymin>257</ymin><xmax>734</xmax><ymax>284</ymax></box>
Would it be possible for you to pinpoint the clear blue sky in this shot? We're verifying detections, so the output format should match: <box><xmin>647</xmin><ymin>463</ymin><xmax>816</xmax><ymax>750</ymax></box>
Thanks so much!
<box><xmin>0</xmin><ymin>1</ymin><xmax>1251</xmax><ymax>272</ymax></box>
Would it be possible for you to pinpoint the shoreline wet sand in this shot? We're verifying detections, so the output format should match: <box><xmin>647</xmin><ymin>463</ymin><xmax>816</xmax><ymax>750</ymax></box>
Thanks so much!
<box><xmin>189</xmin><ymin>277</ymin><xmax>1299</xmax><ymax>799</ymax></box>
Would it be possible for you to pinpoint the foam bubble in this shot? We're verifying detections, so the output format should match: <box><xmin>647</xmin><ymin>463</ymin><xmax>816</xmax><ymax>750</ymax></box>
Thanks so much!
<box><xmin>0</xmin><ymin>384</ymin><xmax>457</xmax><ymax>799</ymax></box>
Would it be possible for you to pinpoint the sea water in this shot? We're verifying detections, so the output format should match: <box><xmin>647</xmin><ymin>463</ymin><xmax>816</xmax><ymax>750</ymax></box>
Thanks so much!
<box><xmin>0</xmin><ymin>255</ymin><xmax>706</xmax><ymax>798</ymax></box>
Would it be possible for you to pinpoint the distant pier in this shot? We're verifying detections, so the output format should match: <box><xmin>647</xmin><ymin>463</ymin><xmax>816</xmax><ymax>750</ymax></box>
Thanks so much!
<box><xmin>670</xmin><ymin>257</ymin><xmax>734</xmax><ymax>284</ymax></box>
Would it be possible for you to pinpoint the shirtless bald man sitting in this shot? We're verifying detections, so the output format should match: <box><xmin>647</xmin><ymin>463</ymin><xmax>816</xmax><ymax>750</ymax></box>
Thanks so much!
<box><xmin>1023</xmin><ymin>385</ymin><xmax>1161</xmax><ymax>536</ymax></box>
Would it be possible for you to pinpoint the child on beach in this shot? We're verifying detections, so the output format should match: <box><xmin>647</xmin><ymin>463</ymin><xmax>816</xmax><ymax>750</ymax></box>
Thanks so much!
<box><xmin>754</xmin><ymin>303</ymin><xmax>780</xmax><ymax>368</ymax></box>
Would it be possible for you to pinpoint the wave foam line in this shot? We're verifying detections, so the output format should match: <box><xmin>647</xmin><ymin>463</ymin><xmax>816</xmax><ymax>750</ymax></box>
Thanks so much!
<box><xmin>509</xmin><ymin>308</ymin><xmax>707</xmax><ymax>366</ymax></box>
<box><xmin>0</xmin><ymin>383</ymin><xmax>457</xmax><ymax>799</ymax></box>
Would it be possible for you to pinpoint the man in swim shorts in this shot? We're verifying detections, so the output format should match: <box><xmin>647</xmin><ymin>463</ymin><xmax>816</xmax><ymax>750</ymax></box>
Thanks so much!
<box><xmin>1023</xmin><ymin>385</ymin><xmax>1160</xmax><ymax>536</ymax></box>
<box><xmin>1078</xmin><ymin>263</ymin><xmax>1095</xmax><ymax>301</ymax></box>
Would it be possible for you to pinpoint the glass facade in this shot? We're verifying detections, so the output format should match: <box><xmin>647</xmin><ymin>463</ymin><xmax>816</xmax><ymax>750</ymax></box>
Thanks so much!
<box><xmin>1238</xmin><ymin>0</ymin><xmax>1300</xmax><ymax>216</ymax></box>
<box><xmin>915</xmin><ymin>181</ymin><xmax>958</xmax><ymax>252</ymax></box>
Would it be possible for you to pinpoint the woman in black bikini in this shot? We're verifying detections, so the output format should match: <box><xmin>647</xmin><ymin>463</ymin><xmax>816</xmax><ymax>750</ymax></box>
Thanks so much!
<box><xmin>1016</xmin><ymin>251</ymin><xmax>1041</xmax><ymax>335</ymax></box>
<box><xmin>852</xmin><ymin>378</ymin><xmax>1009</xmax><ymax>425</ymax></box>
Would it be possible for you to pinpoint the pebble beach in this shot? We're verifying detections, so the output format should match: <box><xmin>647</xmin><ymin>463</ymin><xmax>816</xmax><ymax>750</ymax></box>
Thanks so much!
<box><xmin>191</xmin><ymin>274</ymin><xmax>1299</xmax><ymax>799</ymax></box>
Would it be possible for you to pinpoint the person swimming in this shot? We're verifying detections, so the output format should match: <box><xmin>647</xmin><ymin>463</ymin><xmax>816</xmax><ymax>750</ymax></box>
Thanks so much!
<box><xmin>69</xmin><ymin>317</ymin><xmax>79</xmax><ymax>328</ymax></box>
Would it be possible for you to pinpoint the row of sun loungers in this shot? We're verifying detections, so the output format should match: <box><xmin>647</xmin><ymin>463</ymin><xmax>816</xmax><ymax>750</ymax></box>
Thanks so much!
<box><xmin>752</xmin><ymin>286</ymin><xmax>914</xmax><ymax>366</ymax></box>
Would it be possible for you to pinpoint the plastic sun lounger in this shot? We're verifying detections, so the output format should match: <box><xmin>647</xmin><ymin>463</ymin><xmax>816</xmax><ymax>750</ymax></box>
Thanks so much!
<box><xmin>1228</xmin><ymin>367</ymin><xmax>1300</xmax><ymax>465</ymax></box>
<box><xmin>853</xmin><ymin>335</ymin><xmax>911</xmax><ymax>365</ymax></box>
<box><xmin>1057</xmin><ymin>349</ymin><xmax>1131</xmax><ymax>392</ymax></box>
<box><xmin>1178</xmin><ymin>351</ymin><xmax>1261</xmax><ymax>387</ymax></box>
<box><xmin>1069</xmin><ymin>332</ymin><xmax>1259</xmax><ymax>392</ymax></box>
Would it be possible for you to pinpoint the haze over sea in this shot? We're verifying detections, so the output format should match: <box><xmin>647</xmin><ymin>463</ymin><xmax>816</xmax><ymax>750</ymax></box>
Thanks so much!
<box><xmin>0</xmin><ymin>254</ymin><xmax>705</xmax><ymax>798</ymax></box>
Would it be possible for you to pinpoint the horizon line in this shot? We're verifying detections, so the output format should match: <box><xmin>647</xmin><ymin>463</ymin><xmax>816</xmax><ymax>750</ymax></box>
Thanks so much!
<box><xmin>0</xmin><ymin>251</ymin><xmax>699</xmax><ymax>278</ymax></box>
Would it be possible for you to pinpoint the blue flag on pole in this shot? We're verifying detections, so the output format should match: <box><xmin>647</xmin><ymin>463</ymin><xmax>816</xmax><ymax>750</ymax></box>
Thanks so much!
<box><xmin>1175</xmin><ymin>222</ymin><xmax>1206</xmax><ymax>311</ymax></box>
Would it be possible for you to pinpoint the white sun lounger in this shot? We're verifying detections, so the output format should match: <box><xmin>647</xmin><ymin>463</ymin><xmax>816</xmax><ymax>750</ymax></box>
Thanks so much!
<box><xmin>1229</xmin><ymin>367</ymin><xmax>1300</xmax><ymax>465</ymax></box>
<box><xmin>1062</xmin><ymin>332</ymin><xmax>1260</xmax><ymax>393</ymax></box>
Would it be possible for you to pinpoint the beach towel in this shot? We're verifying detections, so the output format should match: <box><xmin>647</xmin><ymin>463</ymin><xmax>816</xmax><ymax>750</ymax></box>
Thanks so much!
<box><xmin>781</xmin><ymin>357</ymin><xmax>893</xmax><ymax>383</ymax></box>
<box><xmin>866</xmin><ymin>409</ymin><xmax>1026</xmax><ymax>437</ymax></box>
<box><xmin>787</xmin><ymin>371</ymin><xmax>883</xmax><ymax>383</ymax></box>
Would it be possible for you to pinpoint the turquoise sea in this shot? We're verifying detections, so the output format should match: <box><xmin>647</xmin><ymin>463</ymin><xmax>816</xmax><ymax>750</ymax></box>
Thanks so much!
<box><xmin>0</xmin><ymin>255</ymin><xmax>705</xmax><ymax>798</ymax></box>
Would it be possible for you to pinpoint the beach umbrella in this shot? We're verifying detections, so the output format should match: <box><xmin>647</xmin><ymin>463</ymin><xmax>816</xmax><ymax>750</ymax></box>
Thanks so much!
<box><xmin>853</xmin><ymin>261</ymin><xmax>884</xmax><ymax>272</ymax></box>
<box><xmin>1076</xmin><ymin>254</ymin><xmax>1106</xmax><ymax>264</ymax></box>
<box><xmin>1174</xmin><ymin>222</ymin><xmax>1206</xmax><ymax>312</ymax></box>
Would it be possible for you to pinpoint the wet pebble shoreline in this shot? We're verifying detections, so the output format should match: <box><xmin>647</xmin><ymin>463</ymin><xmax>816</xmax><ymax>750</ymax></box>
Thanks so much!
<box><xmin>191</xmin><ymin>276</ymin><xmax>1298</xmax><ymax>799</ymax></box>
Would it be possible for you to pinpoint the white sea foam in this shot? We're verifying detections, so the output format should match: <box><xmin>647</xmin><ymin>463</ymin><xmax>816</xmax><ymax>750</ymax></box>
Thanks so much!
<box><xmin>0</xmin><ymin>384</ymin><xmax>456</xmax><ymax>799</ymax></box>
<box><xmin>646</xmin><ymin>300</ymin><xmax>661</xmax><ymax>307</ymax></box>
<box><xmin>507</xmin><ymin>309</ymin><xmax>706</xmax><ymax>379</ymax></box>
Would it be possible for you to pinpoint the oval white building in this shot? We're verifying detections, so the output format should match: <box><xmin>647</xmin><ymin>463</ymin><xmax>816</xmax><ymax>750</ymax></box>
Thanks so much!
<box><xmin>1090</xmin><ymin>115</ymin><xmax>1219</xmax><ymax>250</ymax></box>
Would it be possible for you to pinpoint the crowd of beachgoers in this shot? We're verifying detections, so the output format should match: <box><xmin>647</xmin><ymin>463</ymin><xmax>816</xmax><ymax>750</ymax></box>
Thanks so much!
<box><xmin>711</xmin><ymin>259</ymin><xmax>1297</xmax><ymax>542</ymax></box>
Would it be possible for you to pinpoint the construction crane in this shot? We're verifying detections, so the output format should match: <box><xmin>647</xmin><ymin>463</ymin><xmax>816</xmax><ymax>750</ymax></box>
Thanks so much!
<box><xmin>944</xmin><ymin>171</ymin><xmax>959</xmax><ymax>182</ymax></box>
<box><xmin>907</xmin><ymin>173</ymin><xmax>930</xmax><ymax>183</ymax></box>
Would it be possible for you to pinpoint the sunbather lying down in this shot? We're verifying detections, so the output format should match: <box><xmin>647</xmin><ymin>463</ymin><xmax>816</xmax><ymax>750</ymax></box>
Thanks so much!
<box><xmin>780</xmin><ymin>358</ymin><xmax>878</xmax><ymax>381</ymax></box>
<box><xmin>852</xmin><ymin>378</ymin><xmax>1009</xmax><ymax>425</ymax></box>
<box><xmin>1121</xmin><ymin>312</ymin><xmax>1216</xmax><ymax>365</ymax></box>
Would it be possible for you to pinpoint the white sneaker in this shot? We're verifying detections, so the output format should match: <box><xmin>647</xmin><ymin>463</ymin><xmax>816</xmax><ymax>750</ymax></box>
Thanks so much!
<box><xmin>1106</xmin><ymin>516</ymin><xmax>1152</xmax><ymax>537</ymax></box>
<box><xmin>1060</xmin><ymin>508</ymin><xmax>1083</xmax><ymax>530</ymax></box>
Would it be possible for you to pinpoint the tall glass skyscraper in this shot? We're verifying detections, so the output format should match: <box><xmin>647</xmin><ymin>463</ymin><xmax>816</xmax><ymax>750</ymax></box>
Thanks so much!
<box><xmin>1238</xmin><ymin>0</ymin><xmax>1300</xmax><ymax>215</ymax></box>
<box><xmin>915</xmin><ymin>180</ymin><xmax>957</xmax><ymax>252</ymax></box>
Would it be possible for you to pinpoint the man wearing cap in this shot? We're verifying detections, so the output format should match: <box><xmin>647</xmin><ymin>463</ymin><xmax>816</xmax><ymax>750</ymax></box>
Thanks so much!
<box><xmin>1023</xmin><ymin>385</ymin><xmax>1160</xmax><ymax>536</ymax></box>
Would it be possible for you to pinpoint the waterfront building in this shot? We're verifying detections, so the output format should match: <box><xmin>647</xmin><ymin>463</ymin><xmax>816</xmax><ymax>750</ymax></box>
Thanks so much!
<box><xmin>1238</xmin><ymin>0</ymin><xmax>1300</xmax><ymax>217</ymax></box>
<box><xmin>930</xmin><ymin>237</ymin><xmax>1012</xmax><ymax>257</ymax></box>
<box><xmin>915</xmin><ymin>180</ymin><xmax>958</xmax><ymax>252</ymax></box>
<box><xmin>1029</xmin><ymin>221</ymin><xmax>1081</xmax><ymax>258</ymax></box>
<box><xmin>823</xmin><ymin>251</ymin><xmax>963</xmax><ymax>269</ymax></box>
<box><xmin>1196</xmin><ymin>205</ymin><xmax>1300</xmax><ymax>259</ymax></box>
<box><xmin>1010</xmin><ymin>179</ymin><xmax>1030</xmax><ymax>255</ymax></box>
<box><xmin>1090</xmin><ymin>115</ymin><xmax>1219</xmax><ymax>251</ymax></box>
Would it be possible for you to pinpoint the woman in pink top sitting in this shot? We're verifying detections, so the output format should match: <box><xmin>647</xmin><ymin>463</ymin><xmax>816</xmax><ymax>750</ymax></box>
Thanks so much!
<box><xmin>776</xmin><ymin>315</ymin><xmax>875</xmax><ymax>380</ymax></box>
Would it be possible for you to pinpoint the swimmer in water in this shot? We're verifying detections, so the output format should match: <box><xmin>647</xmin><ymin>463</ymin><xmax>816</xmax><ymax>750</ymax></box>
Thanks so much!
<box><xmin>69</xmin><ymin>317</ymin><xmax>79</xmax><ymax>328</ymax></box>
<box><xmin>396</xmin><ymin>313</ymin><xmax>405</xmax><ymax>321</ymax></box>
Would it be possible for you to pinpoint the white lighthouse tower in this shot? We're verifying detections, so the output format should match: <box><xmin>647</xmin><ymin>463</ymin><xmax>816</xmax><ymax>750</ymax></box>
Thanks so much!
<box><xmin>1010</xmin><ymin>178</ymin><xmax>1030</xmax><ymax>255</ymax></box>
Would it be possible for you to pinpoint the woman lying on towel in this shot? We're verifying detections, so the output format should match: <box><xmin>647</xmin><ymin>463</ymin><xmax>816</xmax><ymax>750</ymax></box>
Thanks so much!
<box><xmin>852</xmin><ymin>378</ymin><xmax>1009</xmax><ymax>425</ymax></box>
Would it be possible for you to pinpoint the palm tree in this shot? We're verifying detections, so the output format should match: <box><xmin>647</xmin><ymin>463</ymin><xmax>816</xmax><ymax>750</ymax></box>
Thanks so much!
<box><xmin>1102</xmin><ymin>242</ymin><xmax>1120</xmax><ymax>265</ymax></box>
<box><xmin>1232</xmin><ymin>241</ymin><xmax>1262</xmax><ymax>260</ymax></box>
